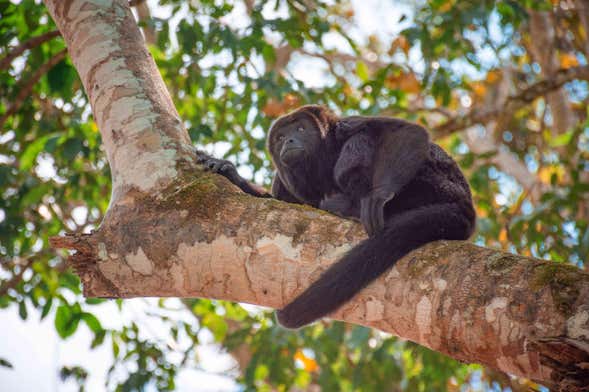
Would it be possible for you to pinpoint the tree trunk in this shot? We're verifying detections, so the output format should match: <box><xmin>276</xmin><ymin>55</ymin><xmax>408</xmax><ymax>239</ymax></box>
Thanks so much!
<box><xmin>44</xmin><ymin>1</ymin><xmax>589</xmax><ymax>390</ymax></box>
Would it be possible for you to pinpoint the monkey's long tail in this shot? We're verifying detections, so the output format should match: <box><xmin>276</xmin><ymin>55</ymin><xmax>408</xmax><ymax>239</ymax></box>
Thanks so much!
<box><xmin>275</xmin><ymin>202</ymin><xmax>474</xmax><ymax>329</ymax></box>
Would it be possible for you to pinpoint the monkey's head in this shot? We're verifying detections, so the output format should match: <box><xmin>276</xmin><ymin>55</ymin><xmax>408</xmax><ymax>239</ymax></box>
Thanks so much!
<box><xmin>266</xmin><ymin>105</ymin><xmax>339</xmax><ymax>204</ymax></box>
<box><xmin>267</xmin><ymin>105</ymin><xmax>338</xmax><ymax>168</ymax></box>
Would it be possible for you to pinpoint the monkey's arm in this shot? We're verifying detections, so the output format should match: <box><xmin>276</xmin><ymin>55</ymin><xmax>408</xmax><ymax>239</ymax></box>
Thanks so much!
<box><xmin>334</xmin><ymin>119</ymin><xmax>430</xmax><ymax>235</ymax></box>
<box><xmin>196</xmin><ymin>150</ymin><xmax>271</xmax><ymax>198</ymax></box>
<box><xmin>364</xmin><ymin>121</ymin><xmax>430</xmax><ymax>235</ymax></box>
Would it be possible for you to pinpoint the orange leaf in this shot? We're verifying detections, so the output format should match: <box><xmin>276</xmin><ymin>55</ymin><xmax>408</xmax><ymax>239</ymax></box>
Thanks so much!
<box><xmin>485</xmin><ymin>70</ymin><xmax>501</xmax><ymax>83</ymax></box>
<box><xmin>438</xmin><ymin>0</ymin><xmax>454</xmax><ymax>13</ymax></box>
<box><xmin>389</xmin><ymin>36</ymin><xmax>410</xmax><ymax>55</ymax></box>
<box><xmin>470</xmin><ymin>82</ymin><xmax>487</xmax><ymax>98</ymax></box>
<box><xmin>498</xmin><ymin>228</ymin><xmax>508</xmax><ymax>244</ymax></box>
<box><xmin>294</xmin><ymin>350</ymin><xmax>319</xmax><ymax>372</ymax></box>
<box><xmin>560</xmin><ymin>53</ymin><xmax>579</xmax><ymax>69</ymax></box>
<box><xmin>262</xmin><ymin>95</ymin><xmax>300</xmax><ymax>118</ymax></box>
<box><xmin>385</xmin><ymin>72</ymin><xmax>420</xmax><ymax>94</ymax></box>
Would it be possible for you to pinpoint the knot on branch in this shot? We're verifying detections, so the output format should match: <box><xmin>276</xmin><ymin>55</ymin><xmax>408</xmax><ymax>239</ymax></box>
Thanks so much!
<box><xmin>528</xmin><ymin>337</ymin><xmax>589</xmax><ymax>391</ymax></box>
<box><xmin>49</xmin><ymin>233</ymin><xmax>99</xmax><ymax>278</ymax></box>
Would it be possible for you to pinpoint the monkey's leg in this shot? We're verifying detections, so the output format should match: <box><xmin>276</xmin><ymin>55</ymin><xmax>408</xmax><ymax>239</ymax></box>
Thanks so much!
<box><xmin>276</xmin><ymin>202</ymin><xmax>474</xmax><ymax>329</ymax></box>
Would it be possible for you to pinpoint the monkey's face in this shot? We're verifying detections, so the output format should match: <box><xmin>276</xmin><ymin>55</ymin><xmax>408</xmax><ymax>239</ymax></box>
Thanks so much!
<box><xmin>268</xmin><ymin>116</ymin><xmax>322</xmax><ymax>168</ymax></box>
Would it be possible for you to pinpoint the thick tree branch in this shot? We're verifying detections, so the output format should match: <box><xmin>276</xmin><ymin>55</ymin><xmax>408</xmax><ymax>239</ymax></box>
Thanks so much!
<box><xmin>0</xmin><ymin>30</ymin><xmax>61</xmax><ymax>71</ymax></box>
<box><xmin>43</xmin><ymin>0</ymin><xmax>194</xmax><ymax>202</ymax></box>
<box><xmin>50</xmin><ymin>173</ymin><xmax>589</xmax><ymax>391</ymax></box>
<box><xmin>433</xmin><ymin>65</ymin><xmax>589</xmax><ymax>137</ymax></box>
<box><xmin>0</xmin><ymin>48</ymin><xmax>67</xmax><ymax>129</ymax></box>
<box><xmin>44</xmin><ymin>1</ymin><xmax>589</xmax><ymax>390</ymax></box>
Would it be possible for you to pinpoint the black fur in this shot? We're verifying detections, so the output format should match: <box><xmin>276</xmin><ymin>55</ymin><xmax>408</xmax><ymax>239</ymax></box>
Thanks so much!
<box><xmin>197</xmin><ymin>105</ymin><xmax>476</xmax><ymax>329</ymax></box>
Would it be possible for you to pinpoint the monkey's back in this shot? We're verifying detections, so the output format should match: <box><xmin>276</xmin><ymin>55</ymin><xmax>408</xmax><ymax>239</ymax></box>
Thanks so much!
<box><xmin>384</xmin><ymin>143</ymin><xmax>475</xmax><ymax>229</ymax></box>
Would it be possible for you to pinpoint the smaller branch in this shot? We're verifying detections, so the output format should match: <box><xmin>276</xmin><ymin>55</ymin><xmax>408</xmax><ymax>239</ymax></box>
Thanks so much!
<box><xmin>433</xmin><ymin>65</ymin><xmax>589</xmax><ymax>138</ymax></box>
<box><xmin>49</xmin><ymin>232</ymin><xmax>95</xmax><ymax>254</ymax></box>
<box><xmin>0</xmin><ymin>30</ymin><xmax>60</xmax><ymax>71</ymax></box>
<box><xmin>135</xmin><ymin>0</ymin><xmax>157</xmax><ymax>46</ymax></box>
<box><xmin>298</xmin><ymin>48</ymin><xmax>386</xmax><ymax>73</ymax></box>
<box><xmin>576</xmin><ymin>0</ymin><xmax>589</xmax><ymax>58</ymax></box>
<box><xmin>0</xmin><ymin>48</ymin><xmax>67</xmax><ymax>129</ymax></box>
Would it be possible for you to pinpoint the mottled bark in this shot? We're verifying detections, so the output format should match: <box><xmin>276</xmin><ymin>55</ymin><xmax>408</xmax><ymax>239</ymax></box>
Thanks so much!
<box><xmin>43</xmin><ymin>0</ymin><xmax>194</xmax><ymax>203</ymax></box>
<box><xmin>44</xmin><ymin>1</ymin><xmax>589</xmax><ymax>390</ymax></box>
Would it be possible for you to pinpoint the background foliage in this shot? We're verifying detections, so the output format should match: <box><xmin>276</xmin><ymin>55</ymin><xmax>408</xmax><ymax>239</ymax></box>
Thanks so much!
<box><xmin>1</xmin><ymin>0</ymin><xmax>588</xmax><ymax>390</ymax></box>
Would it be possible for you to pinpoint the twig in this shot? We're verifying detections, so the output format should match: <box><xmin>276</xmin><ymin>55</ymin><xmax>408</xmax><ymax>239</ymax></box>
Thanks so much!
<box><xmin>576</xmin><ymin>0</ymin><xmax>589</xmax><ymax>58</ymax></box>
<box><xmin>0</xmin><ymin>48</ymin><xmax>67</xmax><ymax>129</ymax></box>
<box><xmin>0</xmin><ymin>30</ymin><xmax>61</xmax><ymax>71</ymax></box>
<box><xmin>433</xmin><ymin>65</ymin><xmax>589</xmax><ymax>138</ymax></box>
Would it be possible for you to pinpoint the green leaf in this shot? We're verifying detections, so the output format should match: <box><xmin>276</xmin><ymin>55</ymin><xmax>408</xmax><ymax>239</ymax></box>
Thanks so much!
<box><xmin>549</xmin><ymin>131</ymin><xmax>573</xmax><ymax>148</ymax></box>
<box><xmin>0</xmin><ymin>358</ymin><xmax>13</xmax><ymax>368</ymax></box>
<box><xmin>20</xmin><ymin>135</ymin><xmax>49</xmax><ymax>170</ymax></box>
<box><xmin>81</xmin><ymin>312</ymin><xmax>103</xmax><ymax>334</ymax></box>
<box><xmin>112</xmin><ymin>339</ymin><xmax>120</xmax><ymax>358</ymax></box>
<box><xmin>46</xmin><ymin>59</ymin><xmax>76</xmax><ymax>101</ymax></box>
<box><xmin>90</xmin><ymin>330</ymin><xmax>106</xmax><ymax>349</ymax></box>
<box><xmin>40</xmin><ymin>297</ymin><xmax>52</xmax><ymax>320</ymax></box>
<box><xmin>85</xmin><ymin>298</ymin><xmax>105</xmax><ymax>305</ymax></box>
<box><xmin>356</xmin><ymin>61</ymin><xmax>369</xmax><ymax>82</ymax></box>
<box><xmin>55</xmin><ymin>304</ymin><xmax>80</xmax><ymax>339</ymax></box>
<box><xmin>201</xmin><ymin>313</ymin><xmax>228</xmax><ymax>341</ymax></box>
<box><xmin>61</xmin><ymin>138</ymin><xmax>83</xmax><ymax>161</ymax></box>
<box><xmin>18</xmin><ymin>301</ymin><xmax>27</xmax><ymax>320</ymax></box>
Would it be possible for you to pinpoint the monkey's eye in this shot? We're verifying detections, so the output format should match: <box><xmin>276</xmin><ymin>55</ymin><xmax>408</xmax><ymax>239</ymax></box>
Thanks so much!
<box><xmin>278</xmin><ymin>135</ymin><xmax>285</xmax><ymax>142</ymax></box>
<box><xmin>297</xmin><ymin>127</ymin><xmax>305</xmax><ymax>132</ymax></box>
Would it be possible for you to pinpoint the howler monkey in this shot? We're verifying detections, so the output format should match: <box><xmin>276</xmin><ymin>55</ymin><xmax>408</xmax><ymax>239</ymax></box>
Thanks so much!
<box><xmin>196</xmin><ymin>105</ymin><xmax>476</xmax><ymax>329</ymax></box>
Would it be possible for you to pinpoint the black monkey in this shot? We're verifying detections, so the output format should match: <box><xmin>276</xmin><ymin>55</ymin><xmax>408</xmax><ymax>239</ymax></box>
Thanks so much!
<box><xmin>197</xmin><ymin>105</ymin><xmax>476</xmax><ymax>329</ymax></box>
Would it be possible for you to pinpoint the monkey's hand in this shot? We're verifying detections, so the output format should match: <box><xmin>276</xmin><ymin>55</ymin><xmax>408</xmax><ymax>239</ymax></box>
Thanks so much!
<box><xmin>319</xmin><ymin>193</ymin><xmax>359</xmax><ymax>219</ymax></box>
<box><xmin>360</xmin><ymin>189</ymin><xmax>394</xmax><ymax>236</ymax></box>
<box><xmin>196</xmin><ymin>150</ymin><xmax>271</xmax><ymax>198</ymax></box>
<box><xmin>196</xmin><ymin>150</ymin><xmax>241</xmax><ymax>183</ymax></box>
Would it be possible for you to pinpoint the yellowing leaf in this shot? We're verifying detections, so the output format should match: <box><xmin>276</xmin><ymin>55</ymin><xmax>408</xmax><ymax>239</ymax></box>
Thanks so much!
<box><xmin>470</xmin><ymin>82</ymin><xmax>487</xmax><ymax>98</ymax></box>
<box><xmin>389</xmin><ymin>36</ymin><xmax>410</xmax><ymax>55</ymax></box>
<box><xmin>560</xmin><ymin>53</ymin><xmax>579</xmax><ymax>69</ymax></box>
<box><xmin>343</xmin><ymin>83</ymin><xmax>354</xmax><ymax>97</ymax></box>
<box><xmin>438</xmin><ymin>0</ymin><xmax>454</xmax><ymax>13</ymax></box>
<box><xmin>485</xmin><ymin>70</ymin><xmax>501</xmax><ymax>83</ymax></box>
<box><xmin>262</xmin><ymin>95</ymin><xmax>300</xmax><ymax>118</ymax></box>
<box><xmin>356</xmin><ymin>61</ymin><xmax>370</xmax><ymax>82</ymax></box>
<box><xmin>294</xmin><ymin>350</ymin><xmax>319</xmax><ymax>372</ymax></box>
<box><xmin>475</xmin><ymin>206</ymin><xmax>488</xmax><ymax>218</ymax></box>
<box><xmin>385</xmin><ymin>72</ymin><xmax>420</xmax><ymax>94</ymax></box>
<box><xmin>538</xmin><ymin>165</ymin><xmax>565</xmax><ymax>184</ymax></box>
<box><xmin>498</xmin><ymin>229</ymin><xmax>508</xmax><ymax>244</ymax></box>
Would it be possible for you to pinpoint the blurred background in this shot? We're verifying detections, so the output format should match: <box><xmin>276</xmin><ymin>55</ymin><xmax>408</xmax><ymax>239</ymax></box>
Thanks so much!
<box><xmin>1</xmin><ymin>0</ymin><xmax>588</xmax><ymax>390</ymax></box>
